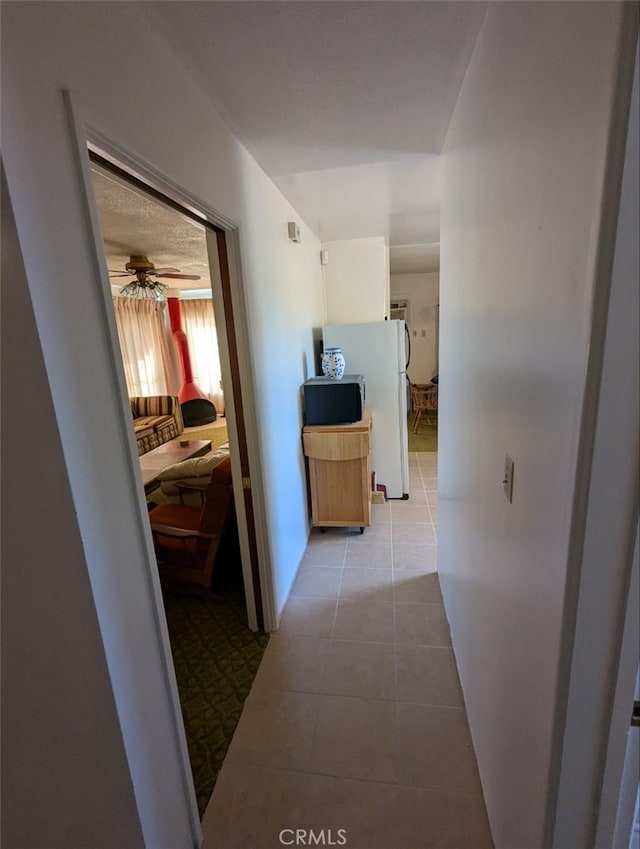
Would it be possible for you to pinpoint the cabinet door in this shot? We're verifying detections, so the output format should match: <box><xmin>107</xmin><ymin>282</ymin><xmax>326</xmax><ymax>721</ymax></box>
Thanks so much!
<box><xmin>307</xmin><ymin>453</ymin><xmax>371</xmax><ymax>527</ymax></box>
<box><xmin>303</xmin><ymin>431</ymin><xmax>369</xmax><ymax>462</ymax></box>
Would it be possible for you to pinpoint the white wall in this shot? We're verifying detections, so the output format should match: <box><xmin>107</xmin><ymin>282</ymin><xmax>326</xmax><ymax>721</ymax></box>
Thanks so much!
<box><xmin>1</xmin><ymin>166</ymin><xmax>146</xmax><ymax>849</ymax></box>
<box><xmin>1</xmin><ymin>2</ymin><xmax>324</xmax><ymax>844</ymax></box>
<box><xmin>438</xmin><ymin>4</ymin><xmax>628</xmax><ymax>848</ymax></box>
<box><xmin>322</xmin><ymin>236</ymin><xmax>388</xmax><ymax>325</ymax></box>
<box><xmin>391</xmin><ymin>272</ymin><xmax>439</xmax><ymax>383</ymax></box>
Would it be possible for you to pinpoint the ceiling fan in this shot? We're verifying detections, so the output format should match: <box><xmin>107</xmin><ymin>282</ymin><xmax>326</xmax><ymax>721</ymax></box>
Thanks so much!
<box><xmin>109</xmin><ymin>254</ymin><xmax>201</xmax><ymax>299</ymax></box>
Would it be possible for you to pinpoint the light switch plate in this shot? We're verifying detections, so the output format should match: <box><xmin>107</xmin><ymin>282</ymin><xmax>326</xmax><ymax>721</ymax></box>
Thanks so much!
<box><xmin>503</xmin><ymin>455</ymin><xmax>514</xmax><ymax>503</ymax></box>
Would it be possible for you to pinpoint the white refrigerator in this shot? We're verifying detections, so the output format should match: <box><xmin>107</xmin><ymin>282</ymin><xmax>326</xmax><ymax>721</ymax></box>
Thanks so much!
<box><xmin>323</xmin><ymin>320</ymin><xmax>410</xmax><ymax>499</ymax></box>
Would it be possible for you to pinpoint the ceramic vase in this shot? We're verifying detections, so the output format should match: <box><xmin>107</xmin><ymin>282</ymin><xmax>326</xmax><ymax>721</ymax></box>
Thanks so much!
<box><xmin>321</xmin><ymin>347</ymin><xmax>346</xmax><ymax>380</ymax></box>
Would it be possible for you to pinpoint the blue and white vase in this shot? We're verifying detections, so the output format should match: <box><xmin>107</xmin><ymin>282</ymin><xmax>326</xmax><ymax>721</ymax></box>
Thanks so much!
<box><xmin>321</xmin><ymin>347</ymin><xmax>346</xmax><ymax>380</ymax></box>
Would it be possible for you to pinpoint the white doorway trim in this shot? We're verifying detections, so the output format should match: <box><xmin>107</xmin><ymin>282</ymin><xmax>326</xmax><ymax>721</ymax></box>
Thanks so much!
<box><xmin>64</xmin><ymin>90</ymin><xmax>276</xmax><ymax>846</ymax></box>
<box><xmin>205</xmin><ymin>229</ymin><xmax>278</xmax><ymax>631</ymax></box>
<box><xmin>548</xmin><ymin>34</ymin><xmax>639</xmax><ymax>849</ymax></box>
<box><xmin>605</xmin><ymin>539</ymin><xmax>639</xmax><ymax>849</ymax></box>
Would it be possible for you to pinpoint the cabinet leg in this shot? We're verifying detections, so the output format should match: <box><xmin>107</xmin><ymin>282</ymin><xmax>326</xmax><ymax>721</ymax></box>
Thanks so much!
<box><xmin>359</xmin><ymin>527</ymin><xmax>365</xmax><ymax>534</ymax></box>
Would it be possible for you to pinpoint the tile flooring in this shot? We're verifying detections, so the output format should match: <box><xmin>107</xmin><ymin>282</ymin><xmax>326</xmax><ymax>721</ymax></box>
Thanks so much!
<box><xmin>202</xmin><ymin>452</ymin><xmax>493</xmax><ymax>848</ymax></box>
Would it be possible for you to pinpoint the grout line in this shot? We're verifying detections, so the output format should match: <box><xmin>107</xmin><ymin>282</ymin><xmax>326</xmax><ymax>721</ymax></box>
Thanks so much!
<box><xmin>390</xmin><ymin>493</ymin><xmax>397</xmax><ymax>639</ymax></box>
<box><xmin>390</xmin><ymin>489</ymin><xmax>399</xmax><ymax>781</ymax></box>
<box><xmin>328</xmin><ymin>537</ymin><xmax>348</xmax><ymax>637</ymax></box>
<box><xmin>233</xmin><ymin>762</ymin><xmax>485</xmax><ymax>798</ymax></box>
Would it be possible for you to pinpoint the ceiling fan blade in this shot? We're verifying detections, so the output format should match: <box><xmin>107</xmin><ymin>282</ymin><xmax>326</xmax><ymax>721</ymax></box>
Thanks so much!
<box><xmin>152</xmin><ymin>267</ymin><xmax>182</xmax><ymax>274</ymax></box>
<box><xmin>157</xmin><ymin>273</ymin><xmax>202</xmax><ymax>280</ymax></box>
<box><xmin>108</xmin><ymin>272</ymin><xmax>131</xmax><ymax>277</ymax></box>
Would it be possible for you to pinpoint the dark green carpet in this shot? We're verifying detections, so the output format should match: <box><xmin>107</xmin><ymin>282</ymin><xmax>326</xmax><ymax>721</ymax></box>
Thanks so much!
<box><xmin>161</xmin><ymin>544</ymin><xmax>269</xmax><ymax>815</ymax></box>
<box><xmin>407</xmin><ymin>411</ymin><xmax>438</xmax><ymax>452</ymax></box>
<box><xmin>182</xmin><ymin>422</ymin><xmax>229</xmax><ymax>449</ymax></box>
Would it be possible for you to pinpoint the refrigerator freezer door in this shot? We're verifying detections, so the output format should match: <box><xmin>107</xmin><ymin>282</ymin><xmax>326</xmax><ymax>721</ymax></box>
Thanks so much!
<box><xmin>323</xmin><ymin>321</ymin><xmax>409</xmax><ymax>498</ymax></box>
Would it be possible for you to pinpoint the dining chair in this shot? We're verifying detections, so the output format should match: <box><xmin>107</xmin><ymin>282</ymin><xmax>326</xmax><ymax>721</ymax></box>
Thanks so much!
<box><xmin>410</xmin><ymin>382</ymin><xmax>438</xmax><ymax>432</ymax></box>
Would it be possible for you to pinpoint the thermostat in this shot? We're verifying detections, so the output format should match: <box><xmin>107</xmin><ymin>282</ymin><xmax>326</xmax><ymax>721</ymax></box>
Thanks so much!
<box><xmin>288</xmin><ymin>221</ymin><xmax>301</xmax><ymax>243</ymax></box>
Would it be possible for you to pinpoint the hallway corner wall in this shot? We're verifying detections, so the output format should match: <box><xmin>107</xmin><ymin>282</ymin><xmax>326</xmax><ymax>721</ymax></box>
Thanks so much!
<box><xmin>437</xmin><ymin>3</ymin><xmax>630</xmax><ymax>847</ymax></box>
<box><xmin>322</xmin><ymin>236</ymin><xmax>388</xmax><ymax>324</ymax></box>
<box><xmin>1</xmin><ymin>167</ymin><xmax>145</xmax><ymax>849</ymax></box>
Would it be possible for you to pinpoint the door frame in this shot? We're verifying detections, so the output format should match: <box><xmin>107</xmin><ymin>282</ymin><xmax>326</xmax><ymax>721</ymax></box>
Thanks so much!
<box><xmin>64</xmin><ymin>90</ymin><xmax>276</xmax><ymax>845</ymax></box>
<box><xmin>547</xmin><ymin>34</ymin><xmax>639</xmax><ymax>849</ymax></box>
<box><xmin>87</xmin><ymin>149</ymin><xmax>269</xmax><ymax>632</ymax></box>
<box><xmin>606</xmin><ymin>537</ymin><xmax>639</xmax><ymax>849</ymax></box>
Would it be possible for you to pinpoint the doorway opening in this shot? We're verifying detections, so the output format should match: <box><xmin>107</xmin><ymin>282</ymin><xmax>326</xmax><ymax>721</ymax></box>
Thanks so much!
<box><xmin>391</xmin><ymin>284</ymin><xmax>439</xmax><ymax>444</ymax></box>
<box><xmin>390</xmin><ymin>272</ymin><xmax>440</xmax><ymax>558</ymax></box>
<box><xmin>87</xmin><ymin>150</ymin><xmax>268</xmax><ymax>815</ymax></box>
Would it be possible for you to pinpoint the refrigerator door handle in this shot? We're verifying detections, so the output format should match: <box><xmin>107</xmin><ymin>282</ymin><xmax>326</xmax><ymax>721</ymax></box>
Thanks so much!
<box><xmin>404</xmin><ymin>322</ymin><xmax>411</xmax><ymax>370</ymax></box>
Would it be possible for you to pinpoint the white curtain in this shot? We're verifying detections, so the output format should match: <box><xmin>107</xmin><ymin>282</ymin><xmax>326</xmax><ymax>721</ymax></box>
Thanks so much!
<box><xmin>112</xmin><ymin>298</ymin><xmax>178</xmax><ymax>397</ymax></box>
<box><xmin>180</xmin><ymin>298</ymin><xmax>224</xmax><ymax>413</ymax></box>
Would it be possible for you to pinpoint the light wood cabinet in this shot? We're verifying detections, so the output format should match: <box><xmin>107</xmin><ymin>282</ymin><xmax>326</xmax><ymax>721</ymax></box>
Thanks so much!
<box><xmin>303</xmin><ymin>410</ymin><xmax>372</xmax><ymax>532</ymax></box>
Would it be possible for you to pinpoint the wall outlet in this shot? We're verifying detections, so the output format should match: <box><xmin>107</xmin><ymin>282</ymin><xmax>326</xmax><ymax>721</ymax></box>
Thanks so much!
<box><xmin>503</xmin><ymin>455</ymin><xmax>514</xmax><ymax>503</ymax></box>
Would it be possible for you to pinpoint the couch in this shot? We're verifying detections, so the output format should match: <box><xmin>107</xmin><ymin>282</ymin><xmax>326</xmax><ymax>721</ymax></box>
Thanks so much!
<box><xmin>130</xmin><ymin>395</ymin><xmax>184</xmax><ymax>456</ymax></box>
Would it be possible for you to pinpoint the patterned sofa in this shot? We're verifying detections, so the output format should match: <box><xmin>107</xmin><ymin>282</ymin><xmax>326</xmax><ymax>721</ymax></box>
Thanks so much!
<box><xmin>130</xmin><ymin>395</ymin><xmax>184</xmax><ymax>456</ymax></box>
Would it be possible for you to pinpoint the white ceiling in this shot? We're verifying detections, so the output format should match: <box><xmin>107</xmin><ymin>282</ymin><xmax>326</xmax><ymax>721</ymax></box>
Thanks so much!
<box><xmin>274</xmin><ymin>156</ymin><xmax>441</xmax><ymax>245</ymax></box>
<box><xmin>389</xmin><ymin>243</ymin><xmax>441</xmax><ymax>276</ymax></box>
<box><xmin>138</xmin><ymin>0</ymin><xmax>488</xmax><ymax>272</ymax></box>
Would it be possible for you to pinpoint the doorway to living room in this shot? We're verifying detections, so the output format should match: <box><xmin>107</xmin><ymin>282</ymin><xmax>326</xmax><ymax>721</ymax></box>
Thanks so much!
<box><xmin>87</xmin><ymin>151</ymin><xmax>269</xmax><ymax>816</ymax></box>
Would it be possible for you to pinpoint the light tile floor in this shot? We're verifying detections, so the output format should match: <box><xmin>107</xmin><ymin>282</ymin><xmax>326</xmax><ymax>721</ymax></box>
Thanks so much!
<box><xmin>203</xmin><ymin>452</ymin><xmax>493</xmax><ymax>848</ymax></box>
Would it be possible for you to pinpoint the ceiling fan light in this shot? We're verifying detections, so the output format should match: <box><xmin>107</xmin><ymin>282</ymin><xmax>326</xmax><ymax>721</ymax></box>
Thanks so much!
<box><xmin>119</xmin><ymin>278</ymin><xmax>169</xmax><ymax>299</ymax></box>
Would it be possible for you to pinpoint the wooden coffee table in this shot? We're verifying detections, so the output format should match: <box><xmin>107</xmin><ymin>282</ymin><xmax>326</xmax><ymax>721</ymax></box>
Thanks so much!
<box><xmin>139</xmin><ymin>438</ymin><xmax>212</xmax><ymax>495</ymax></box>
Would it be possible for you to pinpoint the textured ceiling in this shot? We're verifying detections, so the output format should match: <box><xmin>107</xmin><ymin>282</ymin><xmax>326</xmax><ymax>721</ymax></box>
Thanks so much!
<box><xmin>91</xmin><ymin>168</ymin><xmax>212</xmax><ymax>292</ymax></box>
<box><xmin>92</xmin><ymin>163</ymin><xmax>440</xmax><ymax>281</ymax></box>
<box><xmin>138</xmin><ymin>0</ymin><xmax>488</xmax><ymax>269</ymax></box>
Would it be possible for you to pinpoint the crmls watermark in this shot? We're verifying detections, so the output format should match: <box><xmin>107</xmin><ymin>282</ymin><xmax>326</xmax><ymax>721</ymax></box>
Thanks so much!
<box><xmin>279</xmin><ymin>828</ymin><xmax>347</xmax><ymax>846</ymax></box>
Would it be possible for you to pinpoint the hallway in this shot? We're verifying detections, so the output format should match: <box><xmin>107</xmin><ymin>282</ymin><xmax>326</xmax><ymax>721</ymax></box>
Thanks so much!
<box><xmin>202</xmin><ymin>451</ymin><xmax>492</xmax><ymax>848</ymax></box>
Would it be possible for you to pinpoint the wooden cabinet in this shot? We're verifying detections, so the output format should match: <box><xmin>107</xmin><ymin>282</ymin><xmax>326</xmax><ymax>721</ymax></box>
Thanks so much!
<box><xmin>303</xmin><ymin>410</ymin><xmax>372</xmax><ymax>532</ymax></box>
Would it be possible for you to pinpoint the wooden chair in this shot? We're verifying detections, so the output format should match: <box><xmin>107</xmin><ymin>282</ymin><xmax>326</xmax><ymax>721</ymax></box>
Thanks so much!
<box><xmin>148</xmin><ymin>456</ymin><xmax>233</xmax><ymax>588</ymax></box>
<box><xmin>410</xmin><ymin>382</ymin><xmax>438</xmax><ymax>433</ymax></box>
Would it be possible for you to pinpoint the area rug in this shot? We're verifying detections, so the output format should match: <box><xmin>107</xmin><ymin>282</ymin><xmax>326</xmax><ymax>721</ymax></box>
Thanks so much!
<box><xmin>407</xmin><ymin>411</ymin><xmax>438</xmax><ymax>452</ymax></box>
<box><xmin>162</xmin><ymin>559</ymin><xmax>269</xmax><ymax>816</ymax></box>
<box><xmin>149</xmin><ymin>418</ymin><xmax>267</xmax><ymax>815</ymax></box>
<box><xmin>182</xmin><ymin>422</ymin><xmax>229</xmax><ymax>450</ymax></box>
